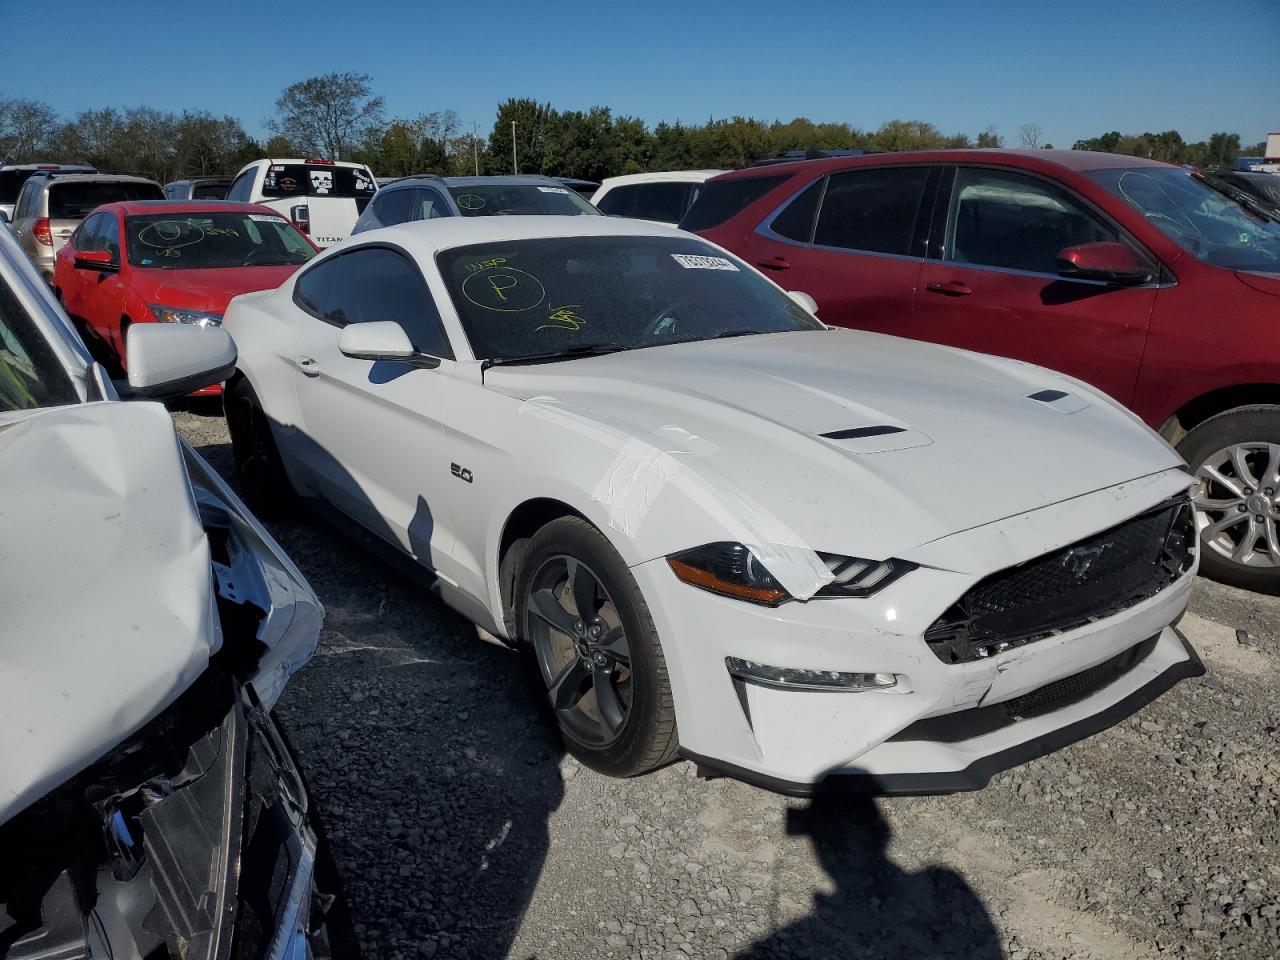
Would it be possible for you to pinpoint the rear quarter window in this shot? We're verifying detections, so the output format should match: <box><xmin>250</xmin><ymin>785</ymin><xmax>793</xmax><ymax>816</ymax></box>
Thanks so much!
<box><xmin>678</xmin><ymin>175</ymin><xmax>788</xmax><ymax>232</ymax></box>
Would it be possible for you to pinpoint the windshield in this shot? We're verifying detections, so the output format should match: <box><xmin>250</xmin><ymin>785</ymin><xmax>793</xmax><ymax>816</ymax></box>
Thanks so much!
<box><xmin>1088</xmin><ymin>167</ymin><xmax>1280</xmax><ymax>272</ymax></box>
<box><xmin>438</xmin><ymin>236</ymin><xmax>822</xmax><ymax>361</ymax></box>
<box><xmin>0</xmin><ymin>273</ymin><xmax>78</xmax><ymax>411</ymax></box>
<box><xmin>48</xmin><ymin>181</ymin><xmax>164</xmax><ymax>220</ymax></box>
<box><xmin>260</xmin><ymin>164</ymin><xmax>377</xmax><ymax>200</ymax></box>
<box><xmin>125</xmin><ymin>212</ymin><xmax>316</xmax><ymax>269</ymax></box>
<box><xmin>446</xmin><ymin>184</ymin><xmax>601</xmax><ymax>217</ymax></box>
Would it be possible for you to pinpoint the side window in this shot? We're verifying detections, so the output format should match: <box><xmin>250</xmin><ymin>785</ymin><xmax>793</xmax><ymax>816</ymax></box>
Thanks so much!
<box><xmin>629</xmin><ymin>183</ymin><xmax>690</xmax><ymax>223</ymax></box>
<box><xmin>595</xmin><ymin>185</ymin><xmax>637</xmax><ymax>218</ymax></box>
<box><xmin>768</xmin><ymin>178</ymin><xmax>824</xmax><ymax>243</ymax></box>
<box><xmin>377</xmin><ymin>187</ymin><xmax>416</xmax><ymax>226</ymax></box>
<box><xmin>99</xmin><ymin>215</ymin><xmax>121</xmax><ymax>263</ymax></box>
<box><xmin>416</xmin><ymin>188</ymin><xmax>449</xmax><ymax>220</ymax></box>
<box><xmin>75</xmin><ymin>213</ymin><xmax>104</xmax><ymax>251</ymax></box>
<box><xmin>15</xmin><ymin>182</ymin><xmax>35</xmax><ymax>220</ymax></box>
<box><xmin>813</xmin><ymin>167</ymin><xmax>929</xmax><ymax>256</ymax></box>
<box><xmin>295</xmin><ymin>247</ymin><xmax>454</xmax><ymax>359</ymax></box>
<box><xmin>945</xmin><ymin>168</ymin><xmax>1119</xmax><ymax>275</ymax></box>
<box><xmin>226</xmin><ymin>170</ymin><xmax>255</xmax><ymax>203</ymax></box>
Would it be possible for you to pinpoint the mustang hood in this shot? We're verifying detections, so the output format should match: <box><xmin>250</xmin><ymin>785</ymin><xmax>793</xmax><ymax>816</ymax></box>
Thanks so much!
<box><xmin>0</xmin><ymin>401</ymin><xmax>320</xmax><ymax>825</ymax></box>
<box><xmin>492</xmin><ymin>330</ymin><xmax>1183</xmax><ymax>581</ymax></box>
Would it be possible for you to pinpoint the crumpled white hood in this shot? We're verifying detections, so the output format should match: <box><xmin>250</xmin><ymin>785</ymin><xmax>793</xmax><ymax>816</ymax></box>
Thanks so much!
<box><xmin>0</xmin><ymin>402</ymin><xmax>215</xmax><ymax>823</ymax></box>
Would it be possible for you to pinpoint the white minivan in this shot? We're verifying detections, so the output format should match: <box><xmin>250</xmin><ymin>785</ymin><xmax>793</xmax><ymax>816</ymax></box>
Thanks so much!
<box><xmin>226</xmin><ymin>158</ymin><xmax>377</xmax><ymax>248</ymax></box>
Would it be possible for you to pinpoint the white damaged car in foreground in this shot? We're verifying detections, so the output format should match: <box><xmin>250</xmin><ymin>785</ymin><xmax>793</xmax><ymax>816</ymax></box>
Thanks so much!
<box><xmin>224</xmin><ymin>216</ymin><xmax>1204</xmax><ymax>795</ymax></box>
<box><xmin>0</xmin><ymin>226</ymin><xmax>345</xmax><ymax>958</ymax></box>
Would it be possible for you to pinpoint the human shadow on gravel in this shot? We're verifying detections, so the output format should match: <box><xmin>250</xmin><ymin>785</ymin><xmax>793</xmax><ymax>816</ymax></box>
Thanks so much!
<box><xmin>738</xmin><ymin>792</ymin><xmax>1002</xmax><ymax>960</ymax></box>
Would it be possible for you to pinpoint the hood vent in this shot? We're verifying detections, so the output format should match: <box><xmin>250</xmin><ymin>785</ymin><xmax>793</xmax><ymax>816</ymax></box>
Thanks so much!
<box><xmin>820</xmin><ymin>425</ymin><xmax>906</xmax><ymax>441</ymax></box>
<box><xmin>1028</xmin><ymin>390</ymin><xmax>1068</xmax><ymax>403</ymax></box>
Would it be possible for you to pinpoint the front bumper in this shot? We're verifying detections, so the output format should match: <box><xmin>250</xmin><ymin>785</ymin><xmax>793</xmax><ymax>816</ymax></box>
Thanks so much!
<box><xmin>682</xmin><ymin>628</ymin><xmax>1203</xmax><ymax>796</ymax></box>
<box><xmin>634</xmin><ymin>476</ymin><xmax>1201</xmax><ymax>793</ymax></box>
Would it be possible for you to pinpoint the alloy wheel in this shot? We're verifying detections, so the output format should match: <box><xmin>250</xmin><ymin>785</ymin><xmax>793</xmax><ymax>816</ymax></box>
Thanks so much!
<box><xmin>1193</xmin><ymin>441</ymin><xmax>1280</xmax><ymax>568</ymax></box>
<box><xmin>525</xmin><ymin>554</ymin><xmax>633</xmax><ymax>746</ymax></box>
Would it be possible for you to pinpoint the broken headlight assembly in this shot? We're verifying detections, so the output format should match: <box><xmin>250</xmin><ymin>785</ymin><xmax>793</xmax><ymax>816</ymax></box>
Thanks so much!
<box><xmin>666</xmin><ymin>542</ymin><xmax>914</xmax><ymax>605</ymax></box>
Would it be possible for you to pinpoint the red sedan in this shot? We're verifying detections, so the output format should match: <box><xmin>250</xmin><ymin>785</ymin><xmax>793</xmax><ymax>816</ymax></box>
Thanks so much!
<box><xmin>54</xmin><ymin>200</ymin><xmax>316</xmax><ymax>394</ymax></box>
<box><xmin>684</xmin><ymin>150</ymin><xmax>1280</xmax><ymax>594</ymax></box>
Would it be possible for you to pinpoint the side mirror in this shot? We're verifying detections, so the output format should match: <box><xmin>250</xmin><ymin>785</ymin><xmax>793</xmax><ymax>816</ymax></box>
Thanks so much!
<box><xmin>1056</xmin><ymin>242</ymin><xmax>1152</xmax><ymax>286</ymax></box>
<box><xmin>338</xmin><ymin>321</ymin><xmax>440</xmax><ymax>367</ymax></box>
<box><xmin>74</xmin><ymin>250</ymin><xmax>118</xmax><ymax>272</ymax></box>
<box><xmin>126</xmin><ymin>324</ymin><xmax>236</xmax><ymax>399</ymax></box>
<box><xmin>788</xmin><ymin>290</ymin><xmax>820</xmax><ymax>317</ymax></box>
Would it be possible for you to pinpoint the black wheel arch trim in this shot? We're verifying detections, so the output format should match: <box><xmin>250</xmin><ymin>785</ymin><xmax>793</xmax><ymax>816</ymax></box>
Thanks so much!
<box><xmin>681</xmin><ymin>628</ymin><xmax>1204</xmax><ymax>797</ymax></box>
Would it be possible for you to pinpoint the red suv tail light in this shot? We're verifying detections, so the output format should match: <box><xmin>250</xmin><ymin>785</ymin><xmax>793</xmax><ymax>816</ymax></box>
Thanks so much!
<box><xmin>290</xmin><ymin>204</ymin><xmax>310</xmax><ymax>234</ymax></box>
<box><xmin>33</xmin><ymin>218</ymin><xmax>53</xmax><ymax>246</ymax></box>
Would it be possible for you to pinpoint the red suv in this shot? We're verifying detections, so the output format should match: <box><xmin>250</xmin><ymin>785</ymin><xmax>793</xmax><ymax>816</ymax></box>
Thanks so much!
<box><xmin>685</xmin><ymin>150</ymin><xmax>1280</xmax><ymax>594</ymax></box>
<box><xmin>54</xmin><ymin>201</ymin><xmax>316</xmax><ymax>394</ymax></box>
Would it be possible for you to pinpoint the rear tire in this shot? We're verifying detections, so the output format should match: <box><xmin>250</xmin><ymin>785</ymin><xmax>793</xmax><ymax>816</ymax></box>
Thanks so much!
<box><xmin>225</xmin><ymin>377</ymin><xmax>295</xmax><ymax>519</ymax></box>
<box><xmin>1178</xmin><ymin>405</ymin><xmax>1280</xmax><ymax>595</ymax></box>
<box><xmin>515</xmin><ymin>517</ymin><xmax>679</xmax><ymax>777</ymax></box>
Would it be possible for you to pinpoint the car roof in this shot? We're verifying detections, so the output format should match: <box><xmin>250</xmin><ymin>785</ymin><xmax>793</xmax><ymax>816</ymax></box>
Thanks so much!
<box><xmin>440</xmin><ymin>175</ymin><xmax>565</xmax><ymax>187</ymax></box>
<box><xmin>709</xmin><ymin>149</ymin><xmax>1175</xmax><ymax>182</ymax></box>
<box><xmin>252</xmin><ymin>158</ymin><xmax>371</xmax><ymax>169</ymax></box>
<box><xmin>39</xmin><ymin>173</ymin><xmax>162</xmax><ymax>187</ymax></box>
<box><xmin>97</xmin><ymin>200</ymin><xmax>289</xmax><ymax>216</ymax></box>
<box><xmin>351</xmin><ymin>214</ymin><xmax>689</xmax><ymax>256</ymax></box>
<box><xmin>1</xmin><ymin>162</ymin><xmax>95</xmax><ymax>172</ymax></box>
<box><xmin>598</xmin><ymin>170</ymin><xmax>727</xmax><ymax>188</ymax></box>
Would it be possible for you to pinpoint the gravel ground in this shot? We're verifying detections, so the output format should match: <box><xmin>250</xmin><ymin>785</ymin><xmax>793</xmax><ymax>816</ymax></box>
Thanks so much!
<box><xmin>174</xmin><ymin>404</ymin><xmax>1278</xmax><ymax>960</ymax></box>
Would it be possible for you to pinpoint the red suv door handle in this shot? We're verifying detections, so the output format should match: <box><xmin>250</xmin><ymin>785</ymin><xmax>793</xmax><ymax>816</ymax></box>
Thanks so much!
<box><xmin>756</xmin><ymin>256</ymin><xmax>791</xmax><ymax>271</ymax></box>
<box><xmin>926</xmin><ymin>280</ymin><xmax>974</xmax><ymax>297</ymax></box>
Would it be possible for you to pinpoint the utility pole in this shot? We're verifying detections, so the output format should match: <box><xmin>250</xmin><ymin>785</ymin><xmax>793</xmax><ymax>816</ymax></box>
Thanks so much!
<box><xmin>472</xmin><ymin>121</ymin><xmax>480</xmax><ymax>176</ymax></box>
<box><xmin>511</xmin><ymin>120</ymin><xmax>518</xmax><ymax>174</ymax></box>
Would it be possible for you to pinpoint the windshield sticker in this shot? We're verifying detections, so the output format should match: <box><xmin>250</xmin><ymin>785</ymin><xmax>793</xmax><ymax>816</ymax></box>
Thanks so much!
<box><xmin>537</xmin><ymin>186</ymin><xmax>570</xmax><ymax>195</ymax></box>
<box><xmin>456</xmin><ymin>194</ymin><xmax>487</xmax><ymax>210</ymax></box>
<box><xmin>671</xmin><ymin>253</ymin><xmax>739</xmax><ymax>271</ymax></box>
<box><xmin>279</xmin><ymin>176</ymin><xmax>297</xmax><ymax>191</ymax></box>
<box><xmin>249</xmin><ymin>214</ymin><xmax>287</xmax><ymax>223</ymax></box>
<box><xmin>461</xmin><ymin>265</ymin><xmax>546</xmax><ymax>312</ymax></box>
<box><xmin>310</xmin><ymin>171</ymin><xmax>333</xmax><ymax>195</ymax></box>
<box><xmin>537</xmin><ymin>304</ymin><xmax>588</xmax><ymax>332</ymax></box>
<box><xmin>353</xmin><ymin>170</ymin><xmax>375</xmax><ymax>192</ymax></box>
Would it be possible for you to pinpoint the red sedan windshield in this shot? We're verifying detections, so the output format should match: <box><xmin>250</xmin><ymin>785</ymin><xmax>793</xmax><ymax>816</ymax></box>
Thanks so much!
<box><xmin>126</xmin><ymin>211</ymin><xmax>315</xmax><ymax>269</ymax></box>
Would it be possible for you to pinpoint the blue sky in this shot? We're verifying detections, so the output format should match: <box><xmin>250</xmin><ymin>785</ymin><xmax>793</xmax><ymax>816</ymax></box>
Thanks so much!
<box><xmin>3</xmin><ymin>0</ymin><xmax>1276</xmax><ymax>148</ymax></box>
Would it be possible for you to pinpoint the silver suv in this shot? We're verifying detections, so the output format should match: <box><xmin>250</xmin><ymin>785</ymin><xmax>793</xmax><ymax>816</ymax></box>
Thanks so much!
<box><xmin>0</xmin><ymin>163</ymin><xmax>96</xmax><ymax>222</ymax></box>
<box><xmin>351</xmin><ymin>174</ymin><xmax>601</xmax><ymax>233</ymax></box>
<box><xmin>9</xmin><ymin>173</ymin><xmax>163</xmax><ymax>281</ymax></box>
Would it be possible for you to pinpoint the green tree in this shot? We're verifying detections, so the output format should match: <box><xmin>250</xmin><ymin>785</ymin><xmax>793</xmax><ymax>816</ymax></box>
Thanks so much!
<box><xmin>269</xmin><ymin>72</ymin><xmax>385</xmax><ymax>160</ymax></box>
<box><xmin>0</xmin><ymin>96</ymin><xmax>59</xmax><ymax>162</ymax></box>
<box><xmin>976</xmin><ymin>126</ymin><xmax>1003</xmax><ymax>148</ymax></box>
<box><xmin>487</xmin><ymin>99</ymin><xmax>555</xmax><ymax>174</ymax></box>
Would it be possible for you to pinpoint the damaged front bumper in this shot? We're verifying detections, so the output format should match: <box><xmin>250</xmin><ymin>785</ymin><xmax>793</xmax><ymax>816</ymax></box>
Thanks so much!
<box><xmin>1</xmin><ymin>675</ymin><xmax>341</xmax><ymax>960</ymax></box>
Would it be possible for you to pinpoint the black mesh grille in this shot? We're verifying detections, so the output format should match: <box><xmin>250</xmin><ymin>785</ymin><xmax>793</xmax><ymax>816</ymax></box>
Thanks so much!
<box><xmin>924</xmin><ymin>497</ymin><xmax>1194</xmax><ymax>664</ymax></box>
<box><xmin>1000</xmin><ymin>635</ymin><xmax>1156</xmax><ymax>720</ymax></box>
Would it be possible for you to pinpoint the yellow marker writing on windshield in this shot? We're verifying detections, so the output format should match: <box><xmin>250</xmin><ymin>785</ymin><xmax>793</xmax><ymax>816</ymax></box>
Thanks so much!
<box><xmin>487</xmin><ymin>274</ymin><xmax>519</xmax><ymax>301</ymax></box>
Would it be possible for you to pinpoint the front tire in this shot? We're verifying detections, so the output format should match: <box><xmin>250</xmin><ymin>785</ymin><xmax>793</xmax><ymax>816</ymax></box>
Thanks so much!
<box><xmin>1179</xmin><ymin>405</ymin><xmax>1280</xmax><ymax>595</ymax></box>
<box><xmin>515</xmin><ymin>517</ymin><xmax>678</xmax><ymax>777</ymax></box>
<box><xmin>225</xmin><ymin>377</ymin><xmax>295</xmax><ymax>519</ymax></box>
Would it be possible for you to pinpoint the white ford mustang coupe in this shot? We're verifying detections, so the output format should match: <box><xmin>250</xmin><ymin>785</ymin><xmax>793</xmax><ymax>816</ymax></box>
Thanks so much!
<box><xmin>223</xmin><ymin>215</ymin><xmax>1203</xmax><ymax>794</ymax></box>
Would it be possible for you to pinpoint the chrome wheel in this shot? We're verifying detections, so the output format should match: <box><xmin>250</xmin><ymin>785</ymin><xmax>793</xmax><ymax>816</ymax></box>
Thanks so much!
<box><xmin>525</xmin><ymin>554</ymin><xmax>632</xmax><ymax>746</ymax></box>
<box><xmin>1193</xmin><ymin>442</ymin><xmax>1280</xmax><ymax>568</ymax></box>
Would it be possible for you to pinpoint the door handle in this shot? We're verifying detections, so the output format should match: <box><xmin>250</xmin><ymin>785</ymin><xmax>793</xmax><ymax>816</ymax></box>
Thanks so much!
<box><xmin>297</xmin><ymin>355</ymin><xmax>320</xmax><ymax>377</ymax></box>
<box><xmin>756</xmin><ymin>256</ymin><xmax>791</xmax><ymax>271</ymax></box>
<box><xmin>925</xmin><ymin>280</ymin><xmax>973</xmax><ymax>297</ymax></box>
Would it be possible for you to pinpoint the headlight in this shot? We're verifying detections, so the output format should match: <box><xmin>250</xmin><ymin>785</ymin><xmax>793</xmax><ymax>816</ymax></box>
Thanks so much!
<box><xmin>667</xmin><ymin>542</ymin><xmax>914</xmax><ymax>606</ymax></box>
<box><xmin>814</xmin><ymin>553</ymin><xmax>916</xmax><ymax>598</ymax></box>
<box><xmin>667</xmin><ymin>542</ymin><xmax>791</xmax><ymax>606</ymax></box>
<box><xmin>148</xmin><ymin>304</ymin><xmax>223</xmax><ymax>328</ymax></box>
